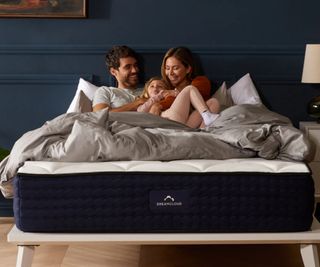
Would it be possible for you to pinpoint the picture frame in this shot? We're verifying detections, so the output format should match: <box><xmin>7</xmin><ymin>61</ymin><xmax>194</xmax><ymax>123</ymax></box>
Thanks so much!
<box><xmin>0</xmin><ymin>0</ymin><xmax>87</xmax><ymax>18</ymax></box>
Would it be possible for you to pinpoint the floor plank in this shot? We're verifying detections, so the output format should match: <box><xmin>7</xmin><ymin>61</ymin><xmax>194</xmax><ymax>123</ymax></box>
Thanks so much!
<box><xmin>0</xmin><ymin>218</ymin><xmax>19</xmax><ymax>267</ymax></box>
<box><xmin>139</xmin><ymin>244</ymin><xmax>305</xmax><ymax>267</ymax></box>
<box><xmin>61</xmin><ymin>244</ymin><xmax>140</xmax><ymax>267</ymax></box>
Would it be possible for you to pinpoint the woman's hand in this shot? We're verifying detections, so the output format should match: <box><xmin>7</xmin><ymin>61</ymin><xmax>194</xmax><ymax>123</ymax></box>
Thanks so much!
<box><xmin>163</xmin><ymin>89</ymin><xmax>179</xmax><ymax>98</ymax></box>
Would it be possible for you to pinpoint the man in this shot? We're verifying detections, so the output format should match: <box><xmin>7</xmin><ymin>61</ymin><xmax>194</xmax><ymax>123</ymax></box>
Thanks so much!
<box><xmin>92</xmin><ymin>45</ymin><xmax>145</xmax><ymax>112</ymax></box>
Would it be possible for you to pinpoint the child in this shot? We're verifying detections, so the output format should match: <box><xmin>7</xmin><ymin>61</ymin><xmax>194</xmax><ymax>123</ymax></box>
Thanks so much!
<box><xmin>137</xmin><ymin>77</ymin><xmax>219</xmax><ymax>128</ymax></box>
<box><xmin>137</xmin><ymin>77</ymin><xmax>177</xmax><ymax>113</ymax></box>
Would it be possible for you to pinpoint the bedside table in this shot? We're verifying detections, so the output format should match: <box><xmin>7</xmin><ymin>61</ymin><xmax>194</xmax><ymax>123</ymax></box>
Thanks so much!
<box><xmin>300</xmin><ymin>121</ymin><xmax>320</xmax><ymax>200</ymax></box>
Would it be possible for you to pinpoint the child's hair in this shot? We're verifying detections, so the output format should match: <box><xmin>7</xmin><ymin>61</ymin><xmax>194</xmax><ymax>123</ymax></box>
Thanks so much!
<box><xmin>141</xmin><ymin>76</ymin><xmax>168</xmax><ymax>98</ymax></box>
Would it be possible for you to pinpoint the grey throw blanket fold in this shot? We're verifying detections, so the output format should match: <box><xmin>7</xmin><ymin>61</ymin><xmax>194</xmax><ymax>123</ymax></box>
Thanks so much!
<box><xmin>0</xmin><ymin>104</ymin><xmax>310</xmax><ymax>198</ymax></box>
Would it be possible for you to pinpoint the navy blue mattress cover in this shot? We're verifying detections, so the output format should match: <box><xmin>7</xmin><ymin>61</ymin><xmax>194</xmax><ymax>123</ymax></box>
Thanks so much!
<box><xmin>13</xmin><ymin>171</ymin><xmax>315</xmax><ymax>233</ymax></box>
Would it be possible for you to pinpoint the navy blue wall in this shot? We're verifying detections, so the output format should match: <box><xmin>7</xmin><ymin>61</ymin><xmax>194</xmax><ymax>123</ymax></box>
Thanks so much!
<box><xmin>1</xmin><ymin>0</ymin><xmax>320</xmax><ymax>215</ymax></box>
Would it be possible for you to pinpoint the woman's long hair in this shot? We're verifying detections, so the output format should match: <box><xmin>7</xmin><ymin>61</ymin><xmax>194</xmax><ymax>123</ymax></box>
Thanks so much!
<box><xmin>161</xmin><ymin>47</ymin><xmax>196</xmax><ymax>89</ymax></box>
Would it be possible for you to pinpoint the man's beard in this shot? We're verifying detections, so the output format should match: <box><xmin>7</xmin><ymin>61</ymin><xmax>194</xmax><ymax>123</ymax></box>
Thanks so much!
<box><xmin>125</xmin><ymin>74</ymin><xmax>139</xmax><ymax>88</ymax></box>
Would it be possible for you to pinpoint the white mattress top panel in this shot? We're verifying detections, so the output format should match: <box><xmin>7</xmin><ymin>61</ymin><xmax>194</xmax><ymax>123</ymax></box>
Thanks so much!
<box><xmin>18</xmin><ymin>158</ymin><xmax>309</xmax><ymax>175</ymax></box>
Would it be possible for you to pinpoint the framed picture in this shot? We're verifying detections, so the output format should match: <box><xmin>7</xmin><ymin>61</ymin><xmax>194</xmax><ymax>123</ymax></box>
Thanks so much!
<box><xmin>0</xmin><ymin>0</ymin><xmax>87</xmax><ymax>18</ymax></box>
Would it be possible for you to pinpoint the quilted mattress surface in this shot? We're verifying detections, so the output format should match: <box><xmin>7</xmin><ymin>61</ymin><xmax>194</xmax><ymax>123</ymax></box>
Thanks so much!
<box><xmin>14</xmin><ymin>159</ymin><xmax>314</xmax><ymax>233</ymax></box>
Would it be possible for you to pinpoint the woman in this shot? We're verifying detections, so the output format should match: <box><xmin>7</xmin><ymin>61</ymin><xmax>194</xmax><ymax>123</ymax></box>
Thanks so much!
<box><xmin>160</xmin><ymin>47</ymin><xmax>220</xmax><ymax>128</ymax></box>
<box><xmin>137</xmin><ymin>77</ymin><xmax>219</xmax><ymax>127</ymax></box>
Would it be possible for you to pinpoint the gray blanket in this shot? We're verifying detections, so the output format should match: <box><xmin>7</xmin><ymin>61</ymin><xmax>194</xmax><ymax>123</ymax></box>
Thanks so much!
<box><xmin>0</xmin><ymin>104</ymin><xmax>310</xmax><ymax>198</ymax></box>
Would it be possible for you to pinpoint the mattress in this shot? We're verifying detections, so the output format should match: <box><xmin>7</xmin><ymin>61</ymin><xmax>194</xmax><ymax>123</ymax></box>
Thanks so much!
<box><xmin>13</xmin><ymin>158</ymin><xmax>315</xmax><ymax>233</ymax></box>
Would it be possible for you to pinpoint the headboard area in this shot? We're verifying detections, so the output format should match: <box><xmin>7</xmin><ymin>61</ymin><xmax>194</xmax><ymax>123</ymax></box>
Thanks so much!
<box><xmin>0</xmin><ymin>46</ymin><xmax>318</xmax><ymax>150</ymax></box>
<box><xmin>0</xmin><ymin>0</ymin><xmax>319</xmax><ymax>149</ymax></box>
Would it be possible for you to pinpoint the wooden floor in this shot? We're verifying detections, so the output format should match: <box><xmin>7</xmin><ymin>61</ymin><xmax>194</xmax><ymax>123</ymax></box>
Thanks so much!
<box><xmin>1</xmin><ymin>217</ymin><xmax>318</xmax><ymax>267</ymax></box>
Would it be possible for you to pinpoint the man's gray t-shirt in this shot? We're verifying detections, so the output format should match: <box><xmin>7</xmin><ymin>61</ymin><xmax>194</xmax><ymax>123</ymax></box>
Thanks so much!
<box><xmin>92</xmin><ymin>86</ymin><xmax>142</xmax><ymax>108</ymax></box>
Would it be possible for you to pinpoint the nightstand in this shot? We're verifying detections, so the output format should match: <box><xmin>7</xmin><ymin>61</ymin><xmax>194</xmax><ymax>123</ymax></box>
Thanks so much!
<box><xmin>300</xmin><ymin>121</ymin><xmax>320</xmax><ymax>200</ymax></box>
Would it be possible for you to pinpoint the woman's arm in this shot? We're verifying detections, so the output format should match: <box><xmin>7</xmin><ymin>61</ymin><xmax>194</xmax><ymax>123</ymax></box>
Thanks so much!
<box><xmin>191</xmin><ymin>76</ymin><xmax>211</xmax><ymax>101</ymax></box>
<box><xmin>158</xmin><ymin>95</ymin><xmax>176</xmax><ymax>110</ymax></box>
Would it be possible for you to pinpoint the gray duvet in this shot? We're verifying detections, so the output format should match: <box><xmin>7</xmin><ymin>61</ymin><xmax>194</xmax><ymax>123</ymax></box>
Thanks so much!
<box><xmin>0</xmin><ymin>104</ymin><xmax>310</xmax><ymax>198</ymax></box>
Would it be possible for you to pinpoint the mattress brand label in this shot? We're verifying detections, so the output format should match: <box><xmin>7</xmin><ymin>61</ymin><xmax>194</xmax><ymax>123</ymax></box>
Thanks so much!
<box><xmin>149</xmin><ymin>190</ymin><xmax>190</xmax><ymax>213</ymax></box>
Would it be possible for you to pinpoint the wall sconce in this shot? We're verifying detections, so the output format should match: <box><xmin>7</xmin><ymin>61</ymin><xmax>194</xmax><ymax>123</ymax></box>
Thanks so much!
<box><xmin>302</xmin><ymin>44</ymin><xmax>320</xmax><ymax>122</ymax></box>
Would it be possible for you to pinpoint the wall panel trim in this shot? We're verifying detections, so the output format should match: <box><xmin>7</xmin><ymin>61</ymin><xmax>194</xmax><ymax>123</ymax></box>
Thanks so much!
<box><xmin>0</xmin><ymin>74</ymin><xmax>93</xmax><ymax>84</ymax></box>
<box><xmin>0</xmin><ymin>74</ymin><xmax>300</xmax><ymax>85</ymax></box>
<box><xmin>0</xmin><ymin>45</ymin><xmax>305</xmax><ymax>56</ymax></box>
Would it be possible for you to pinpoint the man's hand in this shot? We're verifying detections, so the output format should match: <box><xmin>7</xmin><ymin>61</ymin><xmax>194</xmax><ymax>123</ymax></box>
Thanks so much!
<box><xmin>134</xmin><ymin>97</ymin><xmax>147</xmax><ymax>105</ymax></box>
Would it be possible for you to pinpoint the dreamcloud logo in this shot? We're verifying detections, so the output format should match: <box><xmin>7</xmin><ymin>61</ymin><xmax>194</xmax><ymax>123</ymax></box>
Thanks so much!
<box><xmin>156</xmin><ymin>195</ymin><xmax>182</xmax><ymax>207</ymax></box>
<box><xmin>150</xmin><ymin>190</ymin><xmax>189</xmax><ymax>212</ymax></box>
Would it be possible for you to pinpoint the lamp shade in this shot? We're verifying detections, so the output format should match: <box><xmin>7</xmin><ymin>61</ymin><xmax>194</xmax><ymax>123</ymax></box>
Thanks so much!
<box><xmin>302</xmin><ymin>44</ymin><xmax>320</xmax><ymax>83</ymax></box>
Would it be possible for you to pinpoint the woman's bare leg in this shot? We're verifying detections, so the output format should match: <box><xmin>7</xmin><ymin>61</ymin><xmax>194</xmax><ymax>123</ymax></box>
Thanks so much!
<box><xmin>162</xmin><ymin>85</ymin><xmax>219</xmax><ymax>126</ymax></box>
<box><xmin>161</xmin><ymin>85</ymin><xmax>200</xmax><ymax>124</ymax></box>
<box><xmin>187</xmin><ymin>97</ymin><xmax>220</xmax><ymax>128</ymax></box>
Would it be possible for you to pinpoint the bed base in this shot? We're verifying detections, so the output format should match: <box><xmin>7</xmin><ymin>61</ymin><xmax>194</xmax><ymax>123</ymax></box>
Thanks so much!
<box><xmin>8</xmin><ymin>218</ymin><xmax>320</xmax><ymax>267</ymax></box>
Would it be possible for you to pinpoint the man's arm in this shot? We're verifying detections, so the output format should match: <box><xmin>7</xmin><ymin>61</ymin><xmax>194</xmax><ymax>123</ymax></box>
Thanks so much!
<box><xmin>93</xmin><ymin>98</ymin><xmax>146</xmax><ymax>112</ymax></box>
<box><xmin>92</xmin><ymin>103</ymin><xmax>109</xmax><ymax>112</ymax></box>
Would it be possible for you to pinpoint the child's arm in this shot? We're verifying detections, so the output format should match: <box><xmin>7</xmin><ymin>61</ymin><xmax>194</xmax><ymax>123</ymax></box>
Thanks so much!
<box><xmin>137</xmin><ymin>91</ymin><xmax>164</xmax><ymax>112</ymax></box>
<box><xmin>137</xmin><ymin>97</ymin><xmax>157</xmax><ymax>112</ymax></box>
<box><xmin>149</xmin><ymin>103</ymin><xmax>162</xmax><ymax>115</ymax></box>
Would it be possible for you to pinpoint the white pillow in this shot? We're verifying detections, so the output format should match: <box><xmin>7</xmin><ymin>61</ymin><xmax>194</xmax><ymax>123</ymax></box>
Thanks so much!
<box><xmin>212</xmin><ymin>81</ymin><xmax>233</xmax><ymax>110</ymax></box>
<box><xmin>67</xmin><ymin>78</ymin><xmax>98</xmax><ymax>113</ymax></box>
<box><xmin>228</xmin><ymin>73</ymin><xmax>262</xmax><ymax>105</ymax></box>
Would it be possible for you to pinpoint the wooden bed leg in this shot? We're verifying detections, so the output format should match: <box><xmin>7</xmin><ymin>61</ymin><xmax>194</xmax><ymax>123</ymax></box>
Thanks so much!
<box><xmin>16</xmin><ymin>245</ymin><xmax>36</xmax><ymax>267</ymax></box>
<box><xmin>300</xmin><ymin>244</ymin><xmax>320</xmax><ymax>267</ymax></box>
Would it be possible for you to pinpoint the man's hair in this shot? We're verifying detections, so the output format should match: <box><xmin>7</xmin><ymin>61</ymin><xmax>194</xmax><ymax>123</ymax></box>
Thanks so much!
<box><xmin>105</xmin><ymin>45</ymin><xmax>138</xmax><ymax>71</ymax></box>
